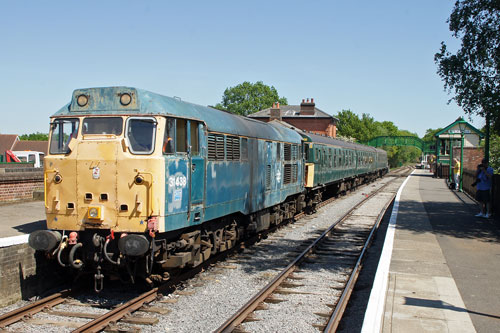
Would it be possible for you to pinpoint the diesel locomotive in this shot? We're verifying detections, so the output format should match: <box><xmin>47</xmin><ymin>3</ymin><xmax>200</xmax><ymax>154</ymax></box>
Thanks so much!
<box><xmin>28</xmin><ymin>87</ymin><xmax>388</xmax><ymax>290</ymax></box>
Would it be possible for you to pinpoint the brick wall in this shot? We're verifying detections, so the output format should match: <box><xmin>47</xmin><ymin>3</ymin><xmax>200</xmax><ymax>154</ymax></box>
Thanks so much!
<box><xmin>0</xmin><ymin>242</ymin><xmax>67</xmax><ymax>306</ymax></box>
<box><xmin>283</xmin><ymin>118</ymin><xmax>337</xmax><ymax>138</ymax></box>
<box><xmin>0</xmin><ymin>170</ymin><xmax>43</xmax><ymax>203</ymax></box>
<box><xmin>452</xmin><ymin>146</ymin><xmax>484</xmax><ymax>172</ymax></box>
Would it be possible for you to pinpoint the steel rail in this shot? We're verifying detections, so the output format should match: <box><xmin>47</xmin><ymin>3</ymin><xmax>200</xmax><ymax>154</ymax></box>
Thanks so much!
<box><xmin>72</xmin><ymin>288</ymin><xmax>159</xmax><ymax>333</ymax></box>
<box><xmin>215</xmin><ymin>178</ymin><xmax>395</xmax><ymax>333</ymax></box>
<box><xmin>323</xmin><ymin>191</ymin><xmax>396</xmax><ymax>332</ymax></box>
<box><xmin>0</xmin><ymin>289</ymin><xmax>73</xmax><ymax>328</ymax></box>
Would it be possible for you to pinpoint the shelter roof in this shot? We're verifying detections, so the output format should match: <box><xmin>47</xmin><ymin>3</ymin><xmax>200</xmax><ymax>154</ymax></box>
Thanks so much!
<box><xmin>435</xmin><ymin>117</ymin><xmax>484</xmax><ymax>138</ymax></box>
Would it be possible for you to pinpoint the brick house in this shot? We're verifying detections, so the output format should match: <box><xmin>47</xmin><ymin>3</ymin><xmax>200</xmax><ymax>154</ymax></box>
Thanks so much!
<box><xmin>434</xmin><ymin>117</ymin><xmax>484</xmax><ymax>171</ymax></box>
<box><xmin>248</xmin><ymin>98</ymin><xmax>338</xmax><ymax>138</ymax></box>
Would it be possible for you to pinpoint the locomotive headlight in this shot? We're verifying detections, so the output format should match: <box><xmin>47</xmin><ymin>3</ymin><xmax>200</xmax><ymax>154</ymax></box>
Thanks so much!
<box><xmin>77</xmin><ymin>94</ymin><xmax>88</xmax><ymax>107</ymax></box>
<box><xmin>87</xmin><ymin>206</ymin><xmax>103</xmax><ymax>220</ymax></box>
<box><xmin>120</xmin><ymin>93</ymin><xmax>132</xmax><ymax>106</ymax></box>
<box><xmin>89</xmin><ymin>208</ymin><xmax>98</xmax><ymax>218</ymax></box>
<box><xmin>54</xmin><ymin>173</ymin><xmax>62</xmax><ymax>183</ymax></box>
<box><xmin>134</xmin><ymin>175</ymin><xmax>144</xmax><ymax>185</ymax></box>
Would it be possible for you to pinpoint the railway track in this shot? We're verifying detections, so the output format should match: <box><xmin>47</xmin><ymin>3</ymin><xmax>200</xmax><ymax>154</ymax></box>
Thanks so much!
<box><xmin>0</xmin><ymin>171</ymin><xmax>411</xmax><ymax>332</ymax></box>
<box><xmin>0</xmin><ymin>289</ymin><xmax>73</xmax><ymax>329</ymax></box>
<box><xmin>214</xmin><ymin>171</ymin><xmax>409</xmax><ymax>332</ymax></box>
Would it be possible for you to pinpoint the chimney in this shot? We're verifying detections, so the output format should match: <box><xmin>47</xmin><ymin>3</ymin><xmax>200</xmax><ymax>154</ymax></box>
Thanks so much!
<box><xmin>300</xmin><ymin>97</ymin><xmax>315</xmax><ymax>115</ymax></box>
<box><xmin>270</xmin><ymin>102</ymin><xmax>281</xmax><ymax>121</ymax></box>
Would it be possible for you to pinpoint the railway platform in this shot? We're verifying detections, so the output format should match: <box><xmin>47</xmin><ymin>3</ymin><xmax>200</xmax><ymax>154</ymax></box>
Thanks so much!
<box><xmin>0</xmin><ymin>200</ymin><xmax>45</xmax><ymax>246</ymax></box>
<box><xmin>363</xmin><ymin>169</ymin><xmax>500</xmax><ymax>332</ymax></box>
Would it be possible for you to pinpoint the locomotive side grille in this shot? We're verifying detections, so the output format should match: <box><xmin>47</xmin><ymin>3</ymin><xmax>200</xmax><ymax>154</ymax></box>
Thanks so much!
<box><xmin>225</xmin><ymin>136</ymin><xmax>240</xmax><ymax>160</ymax></box>
<box><xmin>266</xmin><ymin>165</ymin><xmax>271</xmax><ymax>190</ymax></box>
<box><xmin>208</xmin><ymin>134</ymin><xmax>216</xmax><ymax>160</ymax></box>
<box><xmin>232</xmin><ymin>137</ymin><xmax>240</xmax><ymax>160</ymax></box>
<box><xmin>284</xmin><ymin>144</ymin><xmax>291</xmax><ymax>161</ymax></box>
<box><xmin>226</xmin><ymin>137</ymin><xmax>233</xmax><ymax>159</ymax></box>
<box><xmin>284</xmin><ymin>164</ymin><xmax>292</xmax><ymax>184</ymax></box>
<box><xmin>292</xmin><ymin>163</ymin><xmax>298</xmax><ymax>183</ymax></box>
<box><xmin>291</xmin><ymin>145</ymin><xmax>298</xmax><ymax>160</ymax></box>
<box><xmin>216</xmin><ymin>135</ymin><xmax>225</xmax><ymax>160</ymax></box>
<box><xmin>208</xmin><ymin>133</ymin><xmax>225</xmax><ymax>161</ymax></box>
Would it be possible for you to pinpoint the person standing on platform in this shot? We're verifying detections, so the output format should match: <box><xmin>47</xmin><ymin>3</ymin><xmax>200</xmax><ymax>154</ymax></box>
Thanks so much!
<box><xmin>475</xmin><ymin>158</ymin><xmax>493</xmax><ymax>218</ymax></box>
<box><xmin>453</xmin><ymin>158</ymin><xmax>461</xmax><ymax>190</ymax></box>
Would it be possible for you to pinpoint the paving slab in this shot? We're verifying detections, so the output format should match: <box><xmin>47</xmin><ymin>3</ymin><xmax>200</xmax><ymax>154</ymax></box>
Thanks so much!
<box><xmin>0</xmin><ymin>201</ymin><xmax>46</xmax><ymax>238</ymax></box>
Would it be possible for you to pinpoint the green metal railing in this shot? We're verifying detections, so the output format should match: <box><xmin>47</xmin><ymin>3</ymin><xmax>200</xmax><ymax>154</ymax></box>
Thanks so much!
<box><xmin>363</xmin><ymin>136</ymin><xmax>434</xmax><ymax>154</ymax></box>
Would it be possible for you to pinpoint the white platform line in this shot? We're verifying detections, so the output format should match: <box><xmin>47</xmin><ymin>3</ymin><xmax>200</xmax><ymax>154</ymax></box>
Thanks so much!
<box><xmin>0</xmin><ymin>234</ymin><xmax>29</xmax><ymax>248</ymax></box>
<box><xmin>361</xmin><ymin>170</ymin><xmax>414</xmax><ymax>333</ymax></box>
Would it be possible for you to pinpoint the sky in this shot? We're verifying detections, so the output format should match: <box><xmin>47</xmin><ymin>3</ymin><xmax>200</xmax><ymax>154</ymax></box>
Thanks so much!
<box><xmin>0</xmin><ymin>0</ymin><xmax>485</xmax><ymax>138</ymax></box>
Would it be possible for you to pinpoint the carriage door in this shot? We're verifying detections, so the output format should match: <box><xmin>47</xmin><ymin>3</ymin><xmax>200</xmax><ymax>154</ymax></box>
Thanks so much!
<box><xmin>189</xmin><ymin>121</ymin><xmax>205</xmax><ymax>221</ymax></box>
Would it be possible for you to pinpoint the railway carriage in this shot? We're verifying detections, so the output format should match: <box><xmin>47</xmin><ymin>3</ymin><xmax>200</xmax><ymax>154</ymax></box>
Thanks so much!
<box><xmin>299</xmin><ymin>131</ymin><xmax>388</xmax><ymax>204</ymax></box>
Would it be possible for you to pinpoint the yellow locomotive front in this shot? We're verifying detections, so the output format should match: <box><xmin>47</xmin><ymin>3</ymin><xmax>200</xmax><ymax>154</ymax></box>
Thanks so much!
<box><xmin>44</xmin><ymin>115</ymin><xmax>165</xmax><ymax>232</ymax></box>
<box><xmin>29</xmin><ymin>88</ymin><xmax>166</xmax><ymax>290</ymax></box>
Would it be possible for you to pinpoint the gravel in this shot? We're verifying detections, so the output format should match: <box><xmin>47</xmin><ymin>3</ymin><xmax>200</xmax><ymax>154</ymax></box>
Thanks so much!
<box><xmin>0</xmin><ymin>176</ymin><xmax>403</xmax><ymax>333</ymax></box>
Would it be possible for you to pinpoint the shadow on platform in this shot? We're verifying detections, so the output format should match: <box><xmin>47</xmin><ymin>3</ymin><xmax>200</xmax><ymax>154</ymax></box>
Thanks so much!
<box><xmin>404</xmin><ymin>296</ymin><xmax>500</xmax><ymax>320</ymax></box>
<box><xmin>13</xmin><ymin>220</ymin><xmax>46</xmax><ymax>234</ymax></box>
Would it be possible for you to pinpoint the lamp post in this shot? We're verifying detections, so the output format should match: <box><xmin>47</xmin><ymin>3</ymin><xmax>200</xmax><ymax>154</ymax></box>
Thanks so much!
<box><xmin>457</xmin><ymin>118</ymin><xmax>467</xmax><ymax>192</ymax></box>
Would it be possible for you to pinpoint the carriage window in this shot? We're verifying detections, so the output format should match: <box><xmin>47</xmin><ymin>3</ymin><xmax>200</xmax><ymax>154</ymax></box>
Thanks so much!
<box><xmin>163</xmin><ymin>118</ymin><xmax>175</xmax><ymax>154</ymax></box>
<box><xmin>277</xmin><ymin>142</ymin><xmax>281</xmax><ymax>161</ymax></box>
<box><xmin>176</xmin><ymin>119</ymin><xmax>187</xmax><ymax>153</ymax></box>
<box><xmin>50</xmin><ymin>118</ymin><xmax>79</xmax><ymax>154</ymax></box>
<box><xmin>127</xmin><ymin>117</ymin><xmax>156</xmax><ymax>154</ymax></box>
<box><xmin>82</xmin><ymin>117</ymin><xmax>122</xmax><ymax>135</ymax></box>
<box><xmin>190</xmin><ymin>122</ymin><xmax>199</xmax><ymax>154</ymax></box>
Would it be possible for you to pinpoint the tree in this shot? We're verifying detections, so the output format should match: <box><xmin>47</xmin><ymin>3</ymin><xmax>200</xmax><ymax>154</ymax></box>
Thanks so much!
<box><xmin>434</xmin><ymin>0</ymin><xmax>500</xmax><ymax>136</ymax></box>
<box><xmin>19</xmin><ymin>132</ymin><xmax>49</xmax><ymax>141</ymax></box>
<box><xmin>489</xmin><ymin>133</ymin><xmax>499</xmax><ymax>172</ymax></box>
<box><xmin>336</xmin><ymin>110</ymin><xmax>363</xmax><ymax>140</ymax></box>
<box><xmin>336</xmin><ymin>109</ymin><xmax>420</xmax><ymax>167</ymax></box>
<box><xmin>215</xmin><ymin>81</ymin><xmax>288</xmax><ymax>116</ymax></box>
<box><xmin>422</xmin><ymin>128</ymin><xmax>443</xmax><ymax>143</ymax></box>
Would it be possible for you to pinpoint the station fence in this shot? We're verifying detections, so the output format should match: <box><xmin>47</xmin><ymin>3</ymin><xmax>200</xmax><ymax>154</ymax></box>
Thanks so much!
<box><xmin>435</xmin><ymin>163</ymin><xmax>499</xmax><ymax>215</ymax></box>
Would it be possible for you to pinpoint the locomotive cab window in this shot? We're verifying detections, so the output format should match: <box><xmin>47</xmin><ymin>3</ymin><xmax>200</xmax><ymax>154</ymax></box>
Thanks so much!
<box><xmin>163</xmin><ymin>118</ymin><xmax>175</xmax><ymax>154</ymax></box>
<box><xmin>50</xmin><ymin>118</ymin><xmax>80</xmax><ymax>154</ymax></box>
<box><xmin>82</xmin><ymin>117</ymin><xmax>122</xmax><ymax>135</ymax></box>
<box><xmin>126</xmin><ymin>117</ymin><xmax>156</xmax><ymax>154</ymax></box>
<box><xmin>190</xmin><ymin>121</ymin><xmax>199</xmax><ymax>154</ymax></box>
<box><xmin>176</xmin><ymin>119</ymin><xmax>187</xmax><ymax>153</ymax></box>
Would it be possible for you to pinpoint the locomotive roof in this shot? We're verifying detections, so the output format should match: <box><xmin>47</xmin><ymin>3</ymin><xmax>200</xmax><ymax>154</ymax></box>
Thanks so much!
<box><xmin>299</xmin><ymin>131</ymin><xmax>385</xmax><ymax>154</ymax></box>
<box><xmin>53</xmin><ymin>87</ymin><xmax>303</xmax><ymax>144</ymax></box>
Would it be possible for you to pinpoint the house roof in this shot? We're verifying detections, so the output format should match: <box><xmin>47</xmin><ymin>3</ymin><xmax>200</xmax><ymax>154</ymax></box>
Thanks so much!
<box><xmin>248</xmin><ymin>105</ymin><xmax>338</xmax><ymax>121</ymax></box>
<box><xmin>435</xmin><ymin>117</ymin><xmax>484</xmax><ymax>138</ymax></box>
<box><xmin>12</xmin><ymin>140</ymin><xmax>49</xmax><ymax>155</ymax></box>
<box><xmin>0</xmin><ymin>134</ymin><xmax>19</xmax><ymax>155</ymax></box>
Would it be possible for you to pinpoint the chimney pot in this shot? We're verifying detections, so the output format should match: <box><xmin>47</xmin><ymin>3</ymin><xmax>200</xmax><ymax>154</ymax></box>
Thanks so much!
<box><xmin>311</xmin><ymin>98</ymin><xmax>314</xmax><ymax>103</ymax></box>
<box><xmin>277</xmin><ymin>102</ymin><xmax>280</xmax><ymax>108</ymax></box>
<box><xmin>302</xmin><ymin>99</ymin><xmax>305</xmax><ymax>103</ymax></box>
